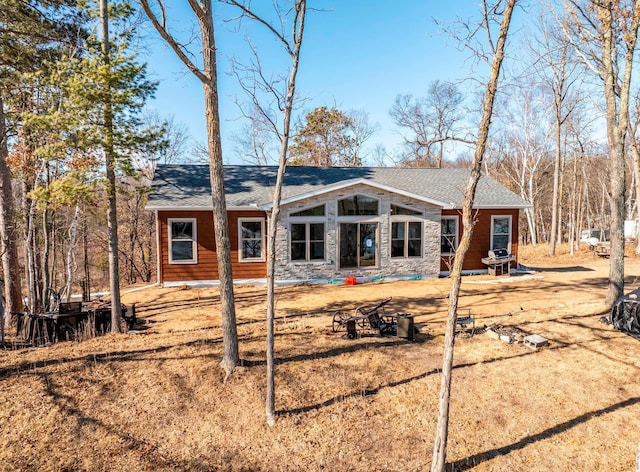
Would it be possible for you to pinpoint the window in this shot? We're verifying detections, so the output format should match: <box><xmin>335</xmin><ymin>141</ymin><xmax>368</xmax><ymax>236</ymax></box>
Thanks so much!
<box><xmin>290</xmin><ymin>204</ymin><xmax>325</xmax><ymax>262</ymax></box>
<box><xmin>168</xmin><ymin>218</ymin><xmax>197</xmax><ymax>264</ymax></box>
<box><xmin>390</xmin><ymin>204</ymin><xmax>422</xmax><ymax>216</ymax></box>
<box><xmin>291</xmin><ymin>204</ymin><xmax>325</xmax><ymax>217</ymax></box>
<box><xmin>239</xmin><ymin>218</ymin><xmax>265</xmax><ymax>262</ymax></box>
<box><xmin>441</xmin><ymin>217</ymin><xmax>458</xmax><ymax>254</ymax></box>
<box><xmin>391</xmin><ymin>221</ymin><xmax>422</xmax><ymax>258</ymax></box>
<box><xmin>291</xmin><ymin>222</ymin><xmax>325</xmax><ymax>261</ymax></box>
<box><xmin>491</xmin><ymin>215</ymin><xmax>512</xmax><ymax>251</ymax></box>
<box><xmin>338</xmin><ymin>195</ymin><xmax>379</xmax><ymax>216</ymax></box>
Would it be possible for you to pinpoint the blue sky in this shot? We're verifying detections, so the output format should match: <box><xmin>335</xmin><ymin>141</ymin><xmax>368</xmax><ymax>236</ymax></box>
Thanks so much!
<box><xmin>144</xmin><ymin>2</ymin><xmax>504</xmax><ymax>164</ymax></box>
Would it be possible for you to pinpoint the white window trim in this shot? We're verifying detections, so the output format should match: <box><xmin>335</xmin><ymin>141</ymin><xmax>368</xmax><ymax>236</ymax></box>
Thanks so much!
<box><xmin>390</xmin><ymin>220</ymin><xmax>424</xmax><ymax>259</ymax></box>
<box><xmin>238</xmin><ymin>217</ymin><xmax>266</xmax><ymax>262</ymax></box>
<box><xmin>441</xmin><ymin>216</ymin><xmax>458</xmax><ymax>255</ymax></box>
<box><xmin>490</xmin><ymin>215</ymin><xmax>512</xmax><ymax>252</ymax></box>
<box><xmin>168</xmin><ymin>218</ymin><xmax>198</xmax><ymax>264</ymax></box>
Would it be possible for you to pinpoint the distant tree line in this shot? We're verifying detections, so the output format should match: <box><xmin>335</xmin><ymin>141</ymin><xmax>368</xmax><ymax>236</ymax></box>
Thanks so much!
<box><xmin>0</xmin><ymin>0</ymin><xmax>166</xmax><ymax>325</ymax></box>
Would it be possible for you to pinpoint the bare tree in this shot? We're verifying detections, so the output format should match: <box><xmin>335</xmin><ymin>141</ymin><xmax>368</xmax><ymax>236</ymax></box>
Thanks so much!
<box><xmin>232</xmin><ymin>109</ymin><xmax>278</xmax><ymax>165</ymax></box>
<box><xmin>390</xmin><ymin>80</ymin><xmax>467</xmax><ymax>168</ymax></box>
<box><xmin>132</xmin><ymin>112</ymin><xmax>189</xmax><ymax>172</ymax></box>
<box><xmin>494</xmin><ymin>85</ymin><xmax>553</xmax><ymax>245</ymax></box>
<box><xmin>345</xmin><ymin>108</ymin><xmax>378</xmax><ymax>165</ymax></box>
<box><xmin>431</xmin><ymin>1</ymin><xmax>517</xmax><ymax>470</ymax></box>
<box><xmin>564</xmin><ymin>106</ymin><xmax>597</xmax><ymax>253</ymax></box>
<box><xmin>140</xmin><ymin>0</ymin><xmax>240</xmax><ymax>377</ymax></box>
<box><xmin>531</xmin><ymin>11</ymin><xmax>581</xmax><ymax>255</ymax></box>
<box><xmin>224</xmin><ymin>0</ymin><xmax>307</xmax><ymax>426</ymax></box>
<box><xmin>563</xmin><ymin>0</ymin><xmax>640</xmax><ymax>306</ymax></box>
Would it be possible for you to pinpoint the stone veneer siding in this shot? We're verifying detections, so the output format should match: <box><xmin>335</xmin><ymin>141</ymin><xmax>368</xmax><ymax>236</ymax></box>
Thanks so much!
<box><xmin>273</xmin><ymin>183</ymin><xmax>441</xmax><ymax>281</ymax></box>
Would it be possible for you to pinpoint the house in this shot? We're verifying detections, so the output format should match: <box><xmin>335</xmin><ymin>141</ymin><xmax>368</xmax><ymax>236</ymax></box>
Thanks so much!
<box><xmin>146</xmin><ymin>164</ymin><xmax>531</xmax><ymax>286</ymax></box>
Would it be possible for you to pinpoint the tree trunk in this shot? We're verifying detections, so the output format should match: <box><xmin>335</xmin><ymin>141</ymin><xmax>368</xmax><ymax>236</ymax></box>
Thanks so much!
<box><xmin>43</xmin><ymin>206</ymin><xmax>51</xmax><ymax>308</ymax></box>
<box><xmin>265</xmin><ymin>1</ymin><xmax>306</xmax><ymax>426</ymax></box>
<box><xmin>139</xmin><ymin>0</ymin><xmax>242</xmax><ymax>377</ymax></box>
<box><xmin>524</xmin><ymin>206</ymin><xmax>537</xmax><ymax>245</ymax></box>
<box><xmin>430</xmin><ymin>2</ymin><xmax>515</xmax><ymax>470</ymax></box>
<box><xmin>598</xmin><ymin>2</ymin><xmax>640</xmax><ymax>306</ymax></box>
<box><xmin>631</xmin><ymin>133</ymin><xmax>640</xmax><ymax>254</ymax></box>
<box><xmin>51</xmin><ymin>211</ymin><xmax>58</xmax><ymax>291</ymax></box>
<box><xmin>569</xmin><ymin>153</ymin><xmax>580</xmax><ymax>255</ymax></box>
<box><xmin>24</xmin><ymin>182</ymin><xmax>37</xmax><ymax>313</ymax></box>
<box><xmin>63</xmin><ymin>204</ymin><xmax>80</xmax><ymax>302</ymax></box>
<box><xmin>0</xmin><ymin>280</ymin><xmax>4</xmax><ymax>346</ymax></box>
<box><xmin>83</xmin><ymin>207</ymin><xmax>90</xmax><ymax>301</ymax></box>
<box><xmin>578</xmin><ymin>169</ymin><xmax>587</xmax><ymax>249</ymax></box>
<box><xmin>557</xmin><ymin>146</ymin><xmax>565</xmax><ymax>245</ymax></box>
<box><xmin>200</xmin><ymin>0</ymin><xmax>239</xmax><ymax>377</ymax></box>
<box><xmin>0</xmin><ymin>89</ymin><xmax>24</xmax><ymax>320</ymax></box>
<box><xmin>549</xmin><ymin>116</ymin><xmax>562</xmax><ymax>255</ymax></box>
<box><xmin>607</xmin><ymin>137</ymin><xmax>626</xmax><ymax>305</ymax></box>
<box><xmin>101</xmin><ymin>0</ymin><xmax>123</xmax><ymax>332</ymax></box>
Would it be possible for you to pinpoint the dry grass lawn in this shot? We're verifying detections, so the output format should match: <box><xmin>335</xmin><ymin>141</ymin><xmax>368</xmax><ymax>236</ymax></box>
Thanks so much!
<box><xmin>1</xmin><ymin>244</ymin><xmax>640</xmax><ymax>471</ymax></box>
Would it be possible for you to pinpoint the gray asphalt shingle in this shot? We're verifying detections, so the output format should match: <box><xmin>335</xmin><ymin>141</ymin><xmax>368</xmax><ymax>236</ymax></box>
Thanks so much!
<box><xmin>146</xmin><ymin>164</ymin><xmax>530</xmax><ymax>210</ymax></box>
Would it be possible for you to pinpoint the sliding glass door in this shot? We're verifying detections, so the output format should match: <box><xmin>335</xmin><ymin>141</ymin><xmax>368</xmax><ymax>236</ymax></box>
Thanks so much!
<box><xmin>339</xmin><ymin>223</ymin><xmax>377</xmax><ymax>269</ymax></box>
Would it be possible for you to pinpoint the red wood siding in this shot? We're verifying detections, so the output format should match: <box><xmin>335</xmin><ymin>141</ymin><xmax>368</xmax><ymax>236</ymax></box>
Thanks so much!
<box><xmin>158</xmin><ymin>210</ymin><xmax>267</xmax><ymax>283</ymax></box>
<box><xmin>440</xmin><ymin>209</ymin><xmax>520</xmax><ymax>272</ymax></box>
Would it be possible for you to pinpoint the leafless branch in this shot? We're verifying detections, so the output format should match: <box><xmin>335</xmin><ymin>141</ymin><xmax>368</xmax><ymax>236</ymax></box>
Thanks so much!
<box><xmin>139</xmin><ymin>0</ymin><xmax>209</xmax><ymax>84</ymax></box>
<box><xmin>223</xmin><ymin>0</ymin><xmax>294</xmax><ymax>56</ymax></box>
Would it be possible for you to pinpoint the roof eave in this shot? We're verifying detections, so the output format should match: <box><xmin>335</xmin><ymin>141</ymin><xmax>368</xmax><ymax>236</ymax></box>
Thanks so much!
<box><xmin>145</xmin><ymin>204</ymin><xmax>262</xmax><ymax>212</ymax></box>
<box><xmin>447</xmin><ymin>204</ymin><xmax>532</xmax><ymax>210</ymax></box>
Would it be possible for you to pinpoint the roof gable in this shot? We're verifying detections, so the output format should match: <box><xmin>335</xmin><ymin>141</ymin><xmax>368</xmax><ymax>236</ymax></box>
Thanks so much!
<box><xmin>262</xmin><ymin>178</ymin><xmax>451</xmax><ymax>210</ymax></box>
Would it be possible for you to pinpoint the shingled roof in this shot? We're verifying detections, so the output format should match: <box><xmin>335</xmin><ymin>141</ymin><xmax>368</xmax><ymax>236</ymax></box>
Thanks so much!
<box><xmin>146</xmin><ymin>164</ymin><xmax>530</xmax><ymax>210</ymax></box>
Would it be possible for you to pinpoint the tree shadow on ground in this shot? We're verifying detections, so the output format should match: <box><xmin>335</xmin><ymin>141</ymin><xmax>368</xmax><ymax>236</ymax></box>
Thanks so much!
<box><xmin>523</xmin><ymin>265</ymin><xmax>595</xmax><ymax>273</ymax></box>
<box><xmin>40</xmin><ymin>372</ymin><xmax>198</xmax><ymax>470</ymax></box>
<box><xmin>0</xmin><ymin>336</ymin><xmax>224</xmax><ymax>380</ymax></box>
<box><xmin>279</xmin><ymin>369</ymin><xmax>440</xmax><ymax>415</ymax></box>
<box><xmin>447</xmin><ymin>396</ymin><xmax>640</xmax><ymax>471</ymax></box>
<box><xmin>277</xmin><ymin>343</ymin><xmax>570</xmax><ymax>416</ymax></box>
